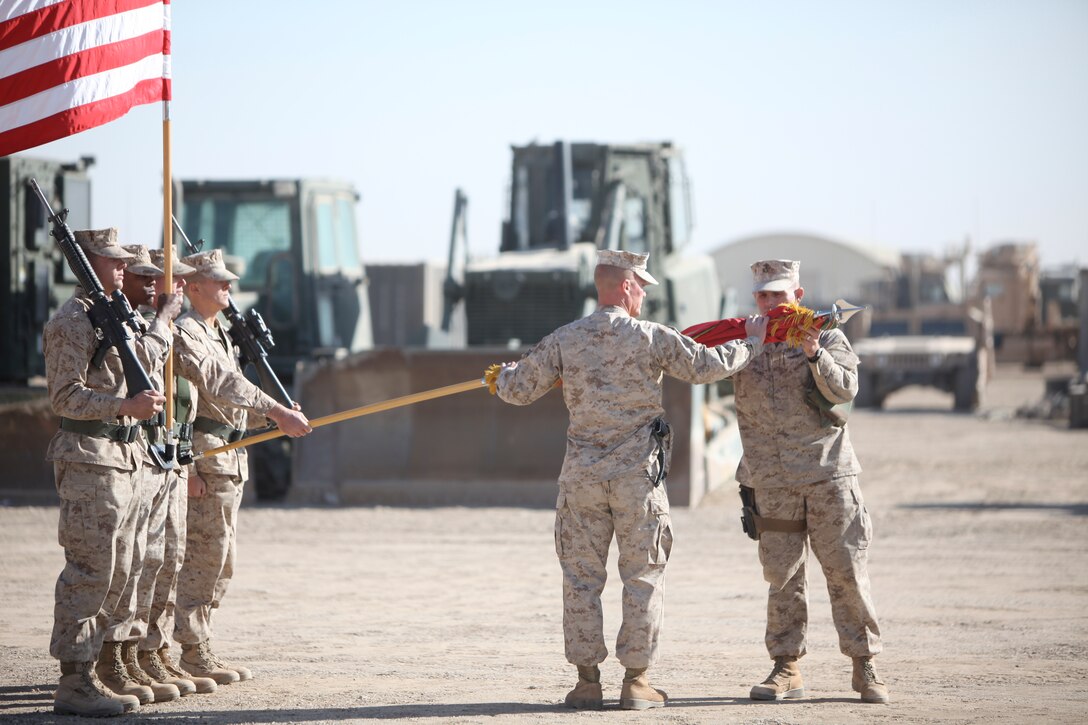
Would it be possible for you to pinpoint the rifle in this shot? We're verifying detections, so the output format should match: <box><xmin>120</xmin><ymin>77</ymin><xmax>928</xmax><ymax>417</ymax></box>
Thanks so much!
<box><xmin>171</xmin><ymin>215</ymin><xmax>294</xmax><ymax>408</ymax></box>
<box><xmin>29</xmin><ymin>179</ymin><xmax>172</xmax><ymax>469</ymax></box>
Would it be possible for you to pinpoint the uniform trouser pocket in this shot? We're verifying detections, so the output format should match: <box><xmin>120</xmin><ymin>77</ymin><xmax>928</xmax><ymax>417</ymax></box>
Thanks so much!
<box><xmin>648</xmin><ymin>495</ymin><xmax>673</xmax><ymax>565</ymax></box>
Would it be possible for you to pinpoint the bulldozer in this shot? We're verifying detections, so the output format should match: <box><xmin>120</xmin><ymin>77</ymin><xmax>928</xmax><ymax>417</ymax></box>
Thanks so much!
<box><xmin>2</xmin><ymin>143</ymin><xmax>739</xmax><ymax>507</ymax></box>
<box><xmin>289</xmin><ymin>141</ymin><xmax>738</xmax><ymax>507</ymax></box>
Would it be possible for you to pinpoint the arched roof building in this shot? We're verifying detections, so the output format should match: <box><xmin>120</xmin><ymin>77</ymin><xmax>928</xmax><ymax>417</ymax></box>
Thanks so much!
<box><xmin>709</xmin><ymin>231</ymin><xmax>900</xmax><ymax>313</ymax></box>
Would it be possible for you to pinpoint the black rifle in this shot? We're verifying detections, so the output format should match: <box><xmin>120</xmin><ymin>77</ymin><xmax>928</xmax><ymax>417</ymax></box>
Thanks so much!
<box><xmin>171</xmin><ymin>215</ymin><xmax>294</xmax><ymax>408</ymax></box>
<box><xmin>29</xmin><ymin>179</ymin><xmax>172</xmax><ymax>469</ymax></box>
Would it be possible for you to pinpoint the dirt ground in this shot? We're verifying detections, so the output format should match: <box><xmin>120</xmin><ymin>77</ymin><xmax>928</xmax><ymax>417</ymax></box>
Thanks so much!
<box><xmin>2</xmin><ymin>363</ymin><xmax>1087</xmax><ymax>724</ymax></box>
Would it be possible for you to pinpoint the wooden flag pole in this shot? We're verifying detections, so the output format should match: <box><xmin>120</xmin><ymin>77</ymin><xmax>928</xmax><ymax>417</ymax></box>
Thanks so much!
<box><xmin>162</xmin><ymin>102</ymin><xmax>174</xmax><ymax>452</ymax></box>
<box><xmin>195</xmin><ymin>377</ymin><xmax>488</xmax><ymax>460</ymax></box>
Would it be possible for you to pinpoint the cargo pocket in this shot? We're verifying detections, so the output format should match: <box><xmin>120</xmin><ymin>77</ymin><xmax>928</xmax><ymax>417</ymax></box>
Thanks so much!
<box><xmin>648</xmin><ymin>494</ymin><xmax>674</xmax><ymax>565</ymax></box>
<box><xmin>848</xmin><ymin>485</ymin><xmax>873</xmax><ymax>551</ymax></box>
<box><xmin>57</xmin><ymin>476</ymin><xmax>97</xmax><ymax>552</ymax></box>
<box><xmin>554</xmin><ymin>492</ymin><xmax>568</xmax><ymax>560</ymax></box>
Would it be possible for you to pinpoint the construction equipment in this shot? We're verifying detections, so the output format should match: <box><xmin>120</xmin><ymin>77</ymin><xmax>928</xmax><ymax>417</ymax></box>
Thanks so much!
<box><xmin>289</xmin><ymin>141</ymin><xmax>735</xmax><ymax>507</ymax></box>
<box><xmin>1</xmin><ymin>155</ymin><xmax>95</xmax><ymax>503</ymax></box>
<box><xmin>174</xmin><ymin>178</ymin><xmax>373</xmax><ymax>498</ymax></box>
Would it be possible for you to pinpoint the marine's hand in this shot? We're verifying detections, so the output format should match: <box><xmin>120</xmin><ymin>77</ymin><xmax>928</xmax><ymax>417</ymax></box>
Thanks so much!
<box><xmin>120</xmin><ymin>389</ymin><xmax>166</xmax><ymax>419</ymax></box>
<box><xmin>156</xmin><ymin>291</ymin><xmax>184</xmax><ymax>321</ymax></box>
<box><xmin>269</xmin><ymin>404</ymin><xmax>312</xmax><ymax>438</ymax></box>
<box><xmin>744</xmin><ymin>314</ymin><xmax>769</xmax><ymax>342</ymax></box>
<box><xmin>501</xmin><ymin>361</ymin><xmax>518</xmax><ymax>371</ymax></box>
<box><xmin>188</xmin><ymin>474</ymin><xmax>206</xmax><ymax>498</ymax></box>
<box><xmin>801</xmin><ymin>326</ymin><xmax>821</xmax><ymax>357</ymax></box>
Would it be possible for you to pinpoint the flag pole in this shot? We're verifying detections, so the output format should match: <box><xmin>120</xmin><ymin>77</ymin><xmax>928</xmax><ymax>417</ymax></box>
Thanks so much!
<box><xmin>162</xmin><ymin>99</ymin><xmax>175</xmax><ymax>459</ymax></box>
<box><xmin>195</xmin><ymin>377</ymin><xmax>489</xmax><ymax>460</ymax></box>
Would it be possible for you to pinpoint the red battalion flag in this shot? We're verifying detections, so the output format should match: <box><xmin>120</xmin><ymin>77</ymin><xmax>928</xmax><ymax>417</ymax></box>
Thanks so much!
<box><xmin>0</xmin><ymin>0</ymin><xmax>171</xmax><ymax>156</ymax></box>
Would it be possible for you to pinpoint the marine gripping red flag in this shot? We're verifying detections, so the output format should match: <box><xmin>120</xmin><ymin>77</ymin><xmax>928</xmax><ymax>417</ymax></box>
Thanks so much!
<box><xmin>0</xmin><ymin>0</ymin><xmax>171</xmax><ymax>156</ymax></box>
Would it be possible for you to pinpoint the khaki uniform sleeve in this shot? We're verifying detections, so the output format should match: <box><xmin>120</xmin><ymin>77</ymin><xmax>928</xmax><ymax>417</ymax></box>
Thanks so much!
<box><xmin>657</xmin><ymin>325</ymin><xmax>763</xmax><ymax>384</ymax></box>
<box><xmin>173</xmin><ymin>325</ymin><xmax>279</xmax><ymax>417</ymax></box>
<box><xmin>132</xmin><ymin>316</ymin><xmax>172</xmax><ymax>377</ymax></box>
<box><xmin>810</xmin><ymin>329</ymin><xmax>859</xmax><ymax>404</ymax></box>
<box><xmin>496</xmin><ymin>334</ymin><xmax>562</xmax><ymax>406</ymax></box>
<box><xmin>44</xmin><ymin>313</ymin><xmax>124</xmax><ymax>420</ymax></box>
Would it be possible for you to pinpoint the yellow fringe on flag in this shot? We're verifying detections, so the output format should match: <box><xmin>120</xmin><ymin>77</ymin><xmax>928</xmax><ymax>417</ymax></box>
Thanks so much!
<box><xmin>484</xmin><ymin>364</ymin><xmax>503</xmax><ymax>395</ymax></box>
<box><xmin>768</xmin><ymin>300</ymin><xmax>821</xmax><ymax>348</ymax></box>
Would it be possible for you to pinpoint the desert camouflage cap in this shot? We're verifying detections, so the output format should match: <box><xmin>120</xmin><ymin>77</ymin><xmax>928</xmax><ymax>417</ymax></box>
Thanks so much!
<box><xmin>751</xmin><ymin>259</ymin><xmax>800</xmax><ymax>293</ymax></box>
<box><xmin>597</xmin><ymin>249</ymin><xmax>658</xmax><ymax>286</ymax></box>
<box><xmin>180</xmin><ymin>248</ymin><xmax>239</xmax><ymax>282</ymax></box>
<box><xmin>73</xmin><ymin>228</ymin><xmax>136</xmax><ymax>260</ymax></box>
<box><xmin>148</xmin><ymin>248</ymin><xmax>197</xmax><ymax>277</ymax></box>
<box><xmin>120</xmin><ymin>244</ymin><xmax>164</xmax><ymax>276</ymax></box>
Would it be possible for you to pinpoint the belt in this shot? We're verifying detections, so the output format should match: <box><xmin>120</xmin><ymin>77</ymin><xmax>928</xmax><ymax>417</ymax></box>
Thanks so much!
<box><xmin>60</xmin><ymin>417</ymin><xmax>140</xmax><ymax>443</ymax></box>
<box><xmin>193</xmin><ymin>416</ymin><xmax>244</xmax><ymax>443</ymax></box>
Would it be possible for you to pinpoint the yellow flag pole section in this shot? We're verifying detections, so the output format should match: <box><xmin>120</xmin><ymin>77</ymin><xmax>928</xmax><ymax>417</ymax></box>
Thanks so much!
<box><xmin>162</xmin><ymin>104</ymin><xmax>175</xmax><ymax>450</ymax></box>
<box><xmin>195</xmin><ymin>377</ymin><xmax>489</xmax><ymax>460</ymax></box>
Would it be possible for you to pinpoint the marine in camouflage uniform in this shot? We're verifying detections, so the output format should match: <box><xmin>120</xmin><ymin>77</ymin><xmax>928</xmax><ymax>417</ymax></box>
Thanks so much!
<box><xmin>734</xmin><ymin>259</ymin><xmax>888</xmax><ymax>704</ymax></box>
<box><xmin>44</xmin><ymin>229</ymin><xmax>168</xmax><ymax>716</ymax></box>
<box><xmin>134</xmin><ymin>247</ymin><xmax>218</xmax><ymax>696</ymax></box>
<box><xmin>496</xmin><ymin>250</ymin><xmax>767</xmax><ymax>711</ymax></box>
<box><xmin>84</xmin><ymin>244</ymin><xmax>187</xmax><ymax>704</ymax></box>
<box><xmin>170</xmin><ymin>248</ymin><xmax>311</xmax><ymax>685</ymax></box>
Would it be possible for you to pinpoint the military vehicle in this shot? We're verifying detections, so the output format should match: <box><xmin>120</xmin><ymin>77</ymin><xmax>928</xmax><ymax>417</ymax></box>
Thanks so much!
<box><xmin>1</xmin><ymin>155</ymin><xmax>96</xmax><ymax>502</ymax></box>
<box><xmin>290</xmin><ymin>141</ymin><xmax>737</xmax><ymax>507</ymax></box>
<box><xmin>3</xmin><ymin>143</ymin><xmax>736</xmax><ymax>506</ymax></box>
<box><xmin>0</xmin><ymin>159</ymin><xmax>373</xmax><ymax>502</ymax></box>
<box><xmin>852</xmin><ymin>251</ymin><xmax>988</xmax><ymax>412</ymax></box>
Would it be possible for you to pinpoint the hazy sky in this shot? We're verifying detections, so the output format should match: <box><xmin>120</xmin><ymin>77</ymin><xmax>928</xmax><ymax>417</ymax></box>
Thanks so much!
<box><xmin>19</xmin><ymin>0</ymin><xmax>1088</xmax><ymax>269</ymax></box>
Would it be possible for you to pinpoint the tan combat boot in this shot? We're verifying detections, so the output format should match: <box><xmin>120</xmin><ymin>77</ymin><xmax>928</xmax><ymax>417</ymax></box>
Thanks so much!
<box><xmin>852</xmin><ymin>656</ymin><xmax>889</xmax><ymax>703</ymax></box>
<box><xmin>121</xmin><ymin>641</ymin><xmax>180</xmax><ymax>701</ymax></box>
<box><xmin>750</xmin><ymin>656</ymin><xmax>805</xmax><ymax>700</ymax></box>
<box><xmin>180</xmin><ymin>641</ymin><xmax>241</xmax><ymax>685</ymax></box>
<box><xmin>157</xmin><ymin>646</ymin><xmax>217</xmax><ymax>694</ymax></box>
<box><xmin>139</xmin><ymin>647</ymin><xmax>198</xmax><ymax>696</ymax></box>
<box><xmin>54</xmin><ymin>661</ymin><xmax>131</xmax><ymax>716</ymax></box>
<box><xmin>619</xmin><ymin>667</ymin><xmax>667</xmax><ymax>710</ymax></box>
<box><xmin>564</xmin><ymin>664</ymin><xmax>603</xmax><ymax>710</ymax></box>
<box><xmin>96</xmin><ymin>641</ymin><xmax>154</xmax><ymax>704</ymax></box>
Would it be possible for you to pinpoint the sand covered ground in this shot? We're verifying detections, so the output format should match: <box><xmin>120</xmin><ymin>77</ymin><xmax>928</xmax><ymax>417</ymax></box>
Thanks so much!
<box><xmin>2</xmin><ymin>363</ymin><xmax>1086</xmax><ymax>723</ymax></box>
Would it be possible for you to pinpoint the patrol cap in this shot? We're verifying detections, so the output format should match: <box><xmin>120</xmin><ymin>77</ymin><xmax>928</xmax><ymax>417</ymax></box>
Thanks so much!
<box><xmin>180</xmin><ymin>248</ymin><xmax>239</xmax><ymax>282</ymax></box>
<box><xmin>74</xmin><ymin>228</ymin><xmax>136</xmax><ymax>260</ymax></box>
<box><xmin>751</xmin><ymin>259</ymin><xmax>800</xmax><ymax>293</ymax></box>
<box><xmin>597</xmin><ymin>249</ymin><xmax>658</xmax><ymax>286</ymax></box>
<box><xmin>148</xmin><ymin>248</ymin><xmax>197</xmax><ymax>278</ymax></box>
<box><xmin>120</xmin><ymin>245</ymin><xmax>164</xmax><ymax>276</ymax></box>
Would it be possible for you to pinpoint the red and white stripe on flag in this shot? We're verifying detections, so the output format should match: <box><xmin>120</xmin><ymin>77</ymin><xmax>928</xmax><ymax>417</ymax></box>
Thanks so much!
<box><xmin>0</xmin><ymin>0</ymin><xmax>171</xmax><ymax>156</ymax></box>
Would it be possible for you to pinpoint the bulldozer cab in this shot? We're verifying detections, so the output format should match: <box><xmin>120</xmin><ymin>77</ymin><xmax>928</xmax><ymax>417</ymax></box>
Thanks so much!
<box><xmin>178</xmin><ymin>178</ymin><xmax>373</xmax><ymax>379</ymax></box>
<box><xmin>450</xmin><ymin>141</ymin><xmax>711</xmax><ymax>347</ymax></box>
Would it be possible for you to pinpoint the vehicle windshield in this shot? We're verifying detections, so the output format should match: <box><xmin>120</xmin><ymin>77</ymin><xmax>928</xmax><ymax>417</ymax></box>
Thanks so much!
<box><xmin>181</xmin><ymin>198</ymin><xmax>292</xmax><ymax>291</ymax></box>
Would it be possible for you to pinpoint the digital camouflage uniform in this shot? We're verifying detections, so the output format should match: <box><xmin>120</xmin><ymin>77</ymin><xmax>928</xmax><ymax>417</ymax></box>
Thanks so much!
<box><xmin>498</xmin><ymin>304</ymin><xmax>763</xmax><ymax>668</ymax></box>
<box><xmin>733</xmin><ymin>328</ymin><xmax>882</xmax><ymax>659</ymax></box>
<box><xmin>171</xmin><ymin>309</ymin><xmax>278</xmax><ymax>645</ymax></box>
<box><xmin>44</xmin><ymin>289</ymin><xmax>170</xmax><ymax>663</ymax></box>
<box><xmin>131</xmin><ymin>306</ymin><xmax>199</xmax><ymax>652</ymax></box>
<box><xmin>103</xmin><ymin>270</ymin><xmax>175</xmax><ymax>646</ymax></box>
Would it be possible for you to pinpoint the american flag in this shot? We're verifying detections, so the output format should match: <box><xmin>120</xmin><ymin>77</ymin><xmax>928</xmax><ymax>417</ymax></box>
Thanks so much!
<box><xmin>0</xmin><ymin>0</ymin><xmax>170</xmax><ymax>156</ymax></box>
